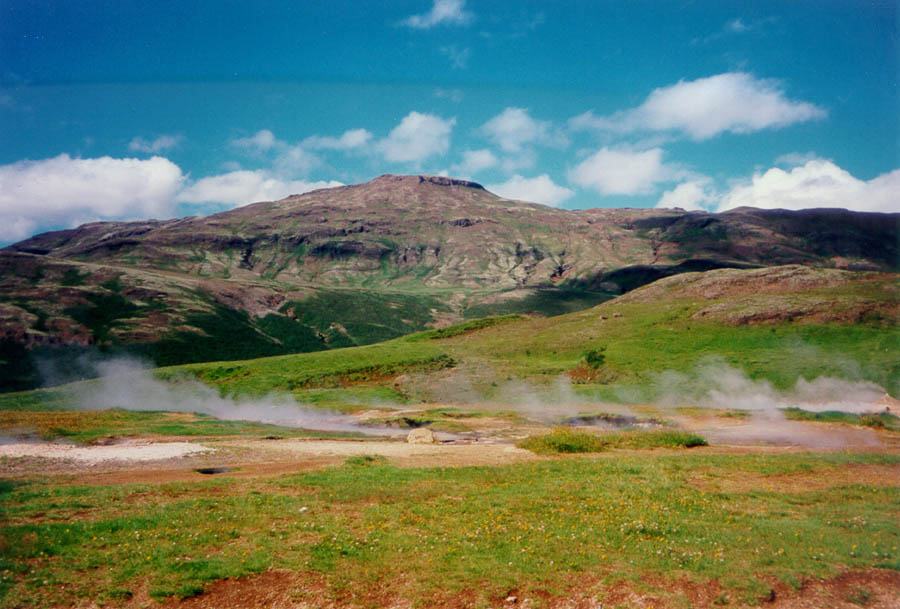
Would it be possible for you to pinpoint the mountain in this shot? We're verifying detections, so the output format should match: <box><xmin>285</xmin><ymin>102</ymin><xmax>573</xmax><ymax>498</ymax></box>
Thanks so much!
<box><xmin>2</xmin><ymin>174</ymin><xmax>898</xmax><ymax>391</ymax></box>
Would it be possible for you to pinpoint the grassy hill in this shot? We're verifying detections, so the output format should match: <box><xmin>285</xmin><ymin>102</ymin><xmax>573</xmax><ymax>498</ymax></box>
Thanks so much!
<box><xmin>5</xmin><ymin>265</ymin><xmax>896</xmax><ymax>415</ymax></box>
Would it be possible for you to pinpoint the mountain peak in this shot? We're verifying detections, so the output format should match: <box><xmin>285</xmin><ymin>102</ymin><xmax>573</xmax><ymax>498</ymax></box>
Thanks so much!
<box><xmin>369</xmin><ymin>174</ymin><xmax>485</xmax><ymax>190</ymax></box>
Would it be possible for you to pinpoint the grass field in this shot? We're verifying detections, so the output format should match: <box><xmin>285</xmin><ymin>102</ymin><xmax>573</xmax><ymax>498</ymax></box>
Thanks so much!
<box><xmin>1</xmin><ymin>451</ymin><xmax>898</xmax><ymax>607</ymax></box>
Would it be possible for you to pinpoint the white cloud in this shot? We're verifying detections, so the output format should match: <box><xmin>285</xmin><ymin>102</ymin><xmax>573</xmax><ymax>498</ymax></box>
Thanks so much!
<box><xmin>568</xmin><ymin>147</ymin><xmax>677</xmax><ymax>195</ymax></box>
<box><xmin>233</xmin><ymin>128</ymin><xmax>370</xmax><ymax>172</ymax></box>
<box><xmin>273</xmin><ymin>145</ymin><xmax>321</xmax><ymax>175</ymax></box>
<box><xmin>452</xmin><ymin>149</ymin><xmax>498</xmax><ymax>176</ymax></box>
<box><xmin>302</xmin><ymin>128</ymin><xmax>373</xmax><ymax>151</ymax></box>
<box><xmin>377</xmin><ymin>111</ymin><xmax>455</xmax><ymax>164</ymax></box>
<box><xmin>727</xmin><ymin>18</ymin><xmax>750</xmax><ymax>33</ymax></box>
<box><xmin>400</xmin><ymin>0</ymin><xmax>471</xmax><ymax>29</ymax></box>
<box><xmin>487</xmin><ymin>174</ymin><xmax>574</xmax><ymax>207</ymax></box>
<box><xmin>231</xmin><ymin>129</ymin><xmax>278</xmax><ymax>153</ymax></box>
<box><xmin>717</xmin><ymin>160</ymin><xmax>900</xmax><ymax>213</ymax></box>
<box><xmin>433</xmin><ymin>88</ymin><xmax>464</xmax><ymax>102</ymax></box>
<box><xmin>481</xmin><ymin>107</ymin><xmax>566</xmax><ymax>153</ymax></box>
<box><xmin>656</xmin><ymin>179</ymin><xmax>715</xmax><ymax>211</ymax></box>
<box><xmin>440</xmin><ymin>45</ymin><xmax>471</xmax><ymax>69</ymax></box>
<box><xmin>571</xmin><ymin>73</ymin><xmax>826</xmax><ymax>140</ymax></box>
<box><xmin>128</xmin><ymin>135</ymin><xmax>182</xmax><ymax>154</ymax></box>
<box><xmin>775</xmin><ymin>151</ymin><xmax>821</xmax><ymax>167</ymax></box>
<box><xmin>177</xmin><ymin>170</ymin><xmax>342</xmax><ymax>207</ymax></box>
<box><xmin>0</xmin><ymin>154</ymin><xmax>184</xmax><ymax>243</ymax></box>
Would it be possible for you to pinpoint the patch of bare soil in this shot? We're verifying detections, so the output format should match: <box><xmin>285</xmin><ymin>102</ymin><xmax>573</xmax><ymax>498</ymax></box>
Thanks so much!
<box><xmin>689</xmin><ymin>462</ymin><xmax>900</xmax><ymax>494</ymax></box>
<box><xmin>220</xmin><ymin>437</ymin><xmax>537</xmax><ymax>469</ymax></box>
<box><xmin>2</xmin><ymin>436</ymin><xmax>537</xmax><ymax>485</ymax></box>
<box><xmin>594</xmin><ymin>569</ymin><xmax>900</xmax><ymax>609</ymax></box>
<box><xmin>675</xmin><ymin>413</ymin><xmax>897</xmax><ymax>450</ymax></box>
<box><xmin>0</xmin><ymin>439</ymin><xmax>210</xmax><ymax>463</ymax></box>
<box><xmin>145</xmin><ymin>569</ymin><xmax>414</xmax><ymax>609</ymax></box>
<box><xmin>118</xmin><ymin>568</ymin><xmax>900</xmax><ymax>609</ymax></box>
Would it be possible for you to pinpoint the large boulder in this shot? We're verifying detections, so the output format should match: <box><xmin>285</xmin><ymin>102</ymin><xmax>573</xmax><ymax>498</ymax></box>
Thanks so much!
<box><xmin>406</xmin><ymin>428</ymin><xmax>437</xmax><ymax>444</ymax></box>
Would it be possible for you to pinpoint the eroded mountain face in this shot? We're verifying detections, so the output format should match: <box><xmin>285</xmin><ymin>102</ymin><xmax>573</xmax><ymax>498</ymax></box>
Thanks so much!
<box><xmin>2</xmin><ymin>174</ymin><xmax>898</xmax><ymax>390</ymax></box>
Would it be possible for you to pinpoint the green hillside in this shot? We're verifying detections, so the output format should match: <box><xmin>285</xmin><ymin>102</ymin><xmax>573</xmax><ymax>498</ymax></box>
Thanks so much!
<box><xmin>5</xmin><ymin>265</ymin><xmax>895</xmax><ymax>415</ymax></box>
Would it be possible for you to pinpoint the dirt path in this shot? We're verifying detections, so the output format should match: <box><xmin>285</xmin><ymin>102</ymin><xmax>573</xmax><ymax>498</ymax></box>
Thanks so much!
<box><xmin>2</xmin><ymin>415</ymin><xmax>898</xmax><ymax>485</ymax></box>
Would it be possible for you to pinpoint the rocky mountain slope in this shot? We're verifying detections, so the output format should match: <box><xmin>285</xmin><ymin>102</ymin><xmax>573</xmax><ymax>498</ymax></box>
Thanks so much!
<box><xmin>2</xmin><ymin>174</ymin><xmax>898</xmax><ymax>390</ymax></box>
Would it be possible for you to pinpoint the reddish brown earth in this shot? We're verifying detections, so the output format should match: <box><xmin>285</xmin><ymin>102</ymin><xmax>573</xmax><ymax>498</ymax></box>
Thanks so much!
<box><xmin>94</xmin><ymin>567</ymin><xmax>900</xmax><ymax>609</ymax></box>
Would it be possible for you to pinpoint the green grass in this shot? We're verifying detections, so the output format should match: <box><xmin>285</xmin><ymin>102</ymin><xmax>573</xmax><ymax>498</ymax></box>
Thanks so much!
<box><xmin>1</xmin><ymin>452</ymin><xmax>898</xmax><ymax>607</ymax></box>
<box><xmin>0</xmin><ymin>409</ymin><xmax>334</xmax><ymax>444</ymax></box>
<box><xmin>157</xmin><ymin>340</ymin><xmax>455</xmax><ymax>398</ymax></box>
<box><xmin>281</xmin><ymin>289</ymin><xmax>447</xmax><ymax>347</ymax></box>
<box><xmin>602</xmin><ymin>429</ymin><xmax>708</xmax><ymax>449</ymax></box>
<box><xmin>782</xmin><ymin>408</ymin><xmax>900</xmax><ymax>431</ymax></box>
<box><xmin>406</xmin><ymin>314</ymin><xmax>525</xmax><ymax>341</ymax></box>
<box><xmin>517</xmin><ymin>427</ymin><xmax>708</xmax><ymax>454</ymax></box>
<box><xmin>516</xmin><ymin>427</ymin><xmax>608</xmax><ymax>454</ymax></box>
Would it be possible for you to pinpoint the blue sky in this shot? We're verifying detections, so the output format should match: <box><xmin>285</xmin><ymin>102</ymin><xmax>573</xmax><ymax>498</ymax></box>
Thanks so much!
<box><xmin>1</xmin><ymin>0</ymin><xmax>897</xmax><ymax>244</ymax></box>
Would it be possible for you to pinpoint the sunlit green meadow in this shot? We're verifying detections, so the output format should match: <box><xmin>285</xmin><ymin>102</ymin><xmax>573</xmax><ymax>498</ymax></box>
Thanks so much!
<box><xmin>2</xmin><ymin>452</ymin><xmax>898</xmax><ymax>607</ymax></box>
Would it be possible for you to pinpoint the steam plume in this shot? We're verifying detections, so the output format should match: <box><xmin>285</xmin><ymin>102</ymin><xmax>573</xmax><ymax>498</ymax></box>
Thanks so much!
<box><xmin>69</xmin><ymin>357</ymin><xmax>389</xmax><ymax>435</ymax></box>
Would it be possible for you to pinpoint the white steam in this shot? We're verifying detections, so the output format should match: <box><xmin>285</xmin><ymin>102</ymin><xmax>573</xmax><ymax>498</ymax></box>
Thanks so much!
<box><xmin>71</xmin><ymin>358</ymin><xmax>389</xmax><ymax>435</ymax></box>
<box><xmin>647</xmin><ymin>359</ymin><xmax>890</xmax><ymax>448</ymax></box>
<box><xmin>649</xmin><ymin>359</ymin><xmax>888</xmax><ymax>413</ymax></box>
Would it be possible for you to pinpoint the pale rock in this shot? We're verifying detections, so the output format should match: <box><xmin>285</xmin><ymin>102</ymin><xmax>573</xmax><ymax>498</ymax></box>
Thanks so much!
<box><xmin>406</xmin><ymin>428</ymin><xmax>437</xmax><ymax>444</ymax></box>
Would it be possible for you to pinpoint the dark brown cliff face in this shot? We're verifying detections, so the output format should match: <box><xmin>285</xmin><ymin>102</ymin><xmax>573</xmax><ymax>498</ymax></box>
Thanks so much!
<box><xmin>2</xmin><ymin>174</ymin><xmax>898</xmax><ymax>390</ymax></box>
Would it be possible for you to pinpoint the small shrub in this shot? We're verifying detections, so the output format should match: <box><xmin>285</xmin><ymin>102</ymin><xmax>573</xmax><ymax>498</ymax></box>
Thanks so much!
<box><xmin>345</xmin><ymin>454</ymin><xmax>388</xmax><ymax>467</ymax></box>
<box><xmin>60</xmin><ymin>268</ymin><xmax>91</xmax><ymax>286</ymax></box>
<box><xmin>584</xmin><ymin>347</ymin><xmax>606</xmax><ymax>369</ymax></box>
<box><xmin>860</xmin><ymin>415</ymin><xmax>886</xmax><ymax>429</ymax></box>
<box><xmin>605</xmin><ymin>430</ymin><xmax>708</xmax><ymax>449</ymax></box>
<box><xmin>517</xmin><ymin>427</ymin><xmax>607</xmax><ymax>455</ymax></box>
<box><xmin>846</xmin><ymin>586</ymin><xmax>872</xmax><ymax>606</ymax></box>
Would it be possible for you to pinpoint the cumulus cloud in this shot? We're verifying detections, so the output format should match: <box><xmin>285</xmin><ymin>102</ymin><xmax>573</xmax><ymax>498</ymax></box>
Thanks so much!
<box><xmin>272</xmin><ymin>145</ymin><xmax>321</xmax><ymax>175</ymax></box>
<box><xmin>775</xmin><ymin>151</ymin><xmax>821</xmax><ymax>167</ymax></box>
<box><xmin>128</xmin><ymin>135</ymin><xmax>182</xmax><ymax>154</ymax></box>
<box><xmin>656</xmin><ymin>179</ymin><xmax>716</xmax><ymax>211</ymax></box>
<box><xmin>487</xmin><ymin>174</ymin><xmax>574</xmax><ymax>206</ymax></box>
<box><xmin>377</xmin><ymin>111</ymin><xmax>455</xmax><ymax>164</ymax></box>
<box><xmin>717</xmin><ymin>160</ymin><xmax>900</xmax><ymax>213</ymax></box>
<box><xmin>452</xmin><ymin>149</ymin><xmax>498</xmax><ymax>176</ymax></box>
<box><xmin>570</xmin><ymin>73</ymin><xmax>826</xmax><ymax>140</ymax></box>
<box><xmin>0</xmin><ymin>154</ymin><xmax>183</xmax><ymax>243</ymax></box>
<box><xmin>482</xmin><ymin>107</ymin><xmax>566</xmax><ymax>153</ymax></box>
<box><xmin>231</xmin><ymin>129</ymin><xmax>278</xmax><ymax>153</ymax></box>
<box><xmin>302</xmin><ymin>128</ymin><xmax>373</xmax><ymax>151</ymax></box>
<box><xmin>177</xmin><ymin>170</ymin><xmax>342</xmax><ymax>207</ymax></box>
<box><xmin>400</xmin><ymin>0</ymin><xmax>472</xmax><ymax>29</ymax></box>
<box><xmin>568</xmin><ymin>147</ymin><xmax>679</xmax><ymax>195</ymax></box>
<box><xmin>230</xmin><ymin>129</ymin><xmax>320</xmax><ymax>174</ymax></box>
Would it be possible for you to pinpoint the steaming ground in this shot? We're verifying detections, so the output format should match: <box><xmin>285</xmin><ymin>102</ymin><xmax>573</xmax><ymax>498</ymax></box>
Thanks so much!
<box><xmin>70</xmin><ymin>358</ymin><xmax>395</xmax><ymax>436</ymax></box>
<box><xmin>647</xmin><ymin>359</ymin><xmax>891</xmax><ymax>413</ymax></box>
<box><xmin>2</xmin><ymin>356</ymin><xmax>896</xmax><ymax>475</ymax></box>
<box><xmin>442</xmin><ymin>359</ymin><xmax>896</xmax><ymax>449</ymax></box>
